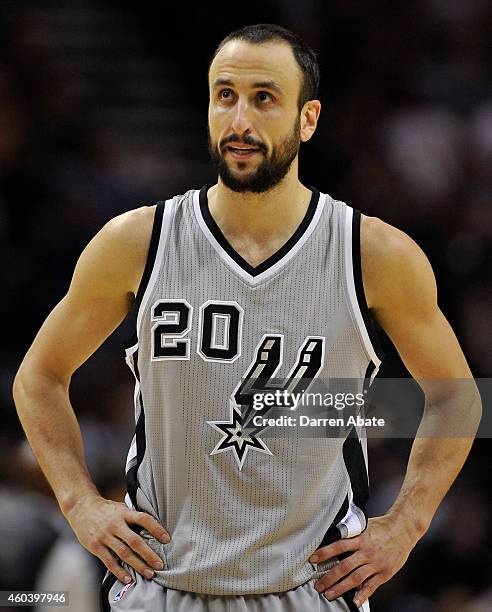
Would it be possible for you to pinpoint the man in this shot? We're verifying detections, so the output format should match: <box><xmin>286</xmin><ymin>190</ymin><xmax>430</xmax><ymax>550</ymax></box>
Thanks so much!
<box><xmin>13</xmin><ymin>24</ymin><xmax>481</xmax><ymax>612</ymax></box>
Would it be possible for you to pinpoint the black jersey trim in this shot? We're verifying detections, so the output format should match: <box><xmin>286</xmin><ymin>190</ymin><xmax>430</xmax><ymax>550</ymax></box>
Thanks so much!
<box><xmin>100</xmin><ymin>572</ymin><xmax>117</xmax><ymax>612</ymax></box>
<box><xmin>319</xmin><ymin>494</ymin><xmax>349</xmax><ymax>548</ymax></box>
<box><xmin>343</xmin><ymin>428</ymin><xmax>369</xmax><ymax>513</ymax></box>
<box><xmin>351</xmin><ymin>209</ymin><xmax>385</xmax><ymax>363</ymax></box>
<box><xmin>319</xmin><ymin>428</ymin><xmax>369</xmax><ymax>548</ymax></box>
<box><xmin>123</xmin><ymin>200</ymin><xmax>166</xmax><ymax>349</ymax></box>
<box><xmin>318</xmin><ymin>430</ymin><xmax>368</xmax><ymax>612</ymax></box>
<box><xmin>198</xmin><ymin>185</ymin><xmax>320</xmax><ymax>277</ymax></box>
<box><xmin>126</xmin><ymin>351</ymin><xmax>146</xmax><ymax>511</ymax></box>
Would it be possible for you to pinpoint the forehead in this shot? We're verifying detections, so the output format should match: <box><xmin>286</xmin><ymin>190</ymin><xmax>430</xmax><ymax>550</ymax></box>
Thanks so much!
<box><xmin>209</xmin><ymin>39</ymin><xmax>301</xmax><ymax>93</ymax></box>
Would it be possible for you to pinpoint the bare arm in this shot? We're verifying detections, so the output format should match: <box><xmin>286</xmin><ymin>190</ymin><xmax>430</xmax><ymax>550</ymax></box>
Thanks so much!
<box><xmin>363</xmin><ymin>216</ymin><xmax>481</xmax><ymax>535</ymax></box>
<box><xmin>13</xmin><ymin>206</ymin><xmax>169</xmax><ymax>584</ymax></box>
<box><xmin>312</xmin><ymin>216</ymin><xmax>481</xmax><ymax>605</ymax></box>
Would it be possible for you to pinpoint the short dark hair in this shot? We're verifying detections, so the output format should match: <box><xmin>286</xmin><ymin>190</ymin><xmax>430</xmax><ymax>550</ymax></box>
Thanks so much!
<box><xmin>211</xmin><ymin>24</ymin><xmax>320</xmax><ymax>111</ymax></box>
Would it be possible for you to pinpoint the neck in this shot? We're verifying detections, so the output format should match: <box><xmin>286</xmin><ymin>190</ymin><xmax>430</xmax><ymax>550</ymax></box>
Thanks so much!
<box><xmin>207</xmin><ymin>163</ymin><xmax>312</xmax><ymax>245</ymax></box>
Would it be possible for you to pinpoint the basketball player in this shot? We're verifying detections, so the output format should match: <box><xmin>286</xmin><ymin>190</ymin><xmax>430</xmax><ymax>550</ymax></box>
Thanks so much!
<box><xmin>13</xmin><ymin>24</ymin><xmax>481</xmax><ymax>612</ymax></box>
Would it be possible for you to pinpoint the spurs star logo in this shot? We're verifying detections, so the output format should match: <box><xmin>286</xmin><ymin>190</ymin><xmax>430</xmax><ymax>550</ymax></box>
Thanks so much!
<box><xmin>207</xmin><ymin>400</ymin><xmax>273</xmax><ymax>469</ymax></box>
<box><xmin>207</xmin><ymin>334</ymin><xmax>325</xmax><ymax>470</ymax></box>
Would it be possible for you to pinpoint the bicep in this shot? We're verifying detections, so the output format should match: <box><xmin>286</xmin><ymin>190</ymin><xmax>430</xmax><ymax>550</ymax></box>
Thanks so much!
<box><xmin>370</xmin><ymin>229</ymin><xmax>479</xmax><ymax>433</ymax></box>
<box><xmin>363</xmin><ymin>217</ymin><xmax>472</xmax><ymax>381</ymax></box>
<box><xmin>380</xmin><ymin>304</ymin><xmax>472</xmax><ymax>380</ymax></box>
<box><xmin>24</xmin><ymin>291</ymin><xmax>131</xmax><ymax>386</ymax></box>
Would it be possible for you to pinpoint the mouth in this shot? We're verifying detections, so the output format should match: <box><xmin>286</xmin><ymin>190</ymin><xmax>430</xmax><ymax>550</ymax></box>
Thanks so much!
<box><xmin>225</xmin><ymin>145</ymin><xmax>263</xmax><ymax>159</ymax></box>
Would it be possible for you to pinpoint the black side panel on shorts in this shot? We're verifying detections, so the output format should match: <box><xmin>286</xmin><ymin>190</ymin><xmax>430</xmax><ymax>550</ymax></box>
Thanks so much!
<box><xmin>100</xmin><ymin>572</ymin><xmax>117</xmax><ymax>612</ymax></box>
<box><xmin>123</xmin><ymin>200</ymin><xmax>166</xmax><ymax>349</ymax></box>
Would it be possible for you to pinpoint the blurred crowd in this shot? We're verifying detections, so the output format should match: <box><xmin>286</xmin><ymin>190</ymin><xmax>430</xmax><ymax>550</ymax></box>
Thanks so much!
<box><xmin>1</xmin><ymin>1</ymin><xmax>491</xmax><ymax>611</ymax></box>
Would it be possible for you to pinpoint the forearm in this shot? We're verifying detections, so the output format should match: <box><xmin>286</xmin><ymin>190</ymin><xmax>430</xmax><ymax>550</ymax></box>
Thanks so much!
<box><xmin>13</xmin><ymin>366</ymin><xmax>100</xmax><ymax>516</ymax></box>
<box><xmin>387</xmin><ymin>386</ymin><xmax>482</xmax><ymax>540</ymax></box>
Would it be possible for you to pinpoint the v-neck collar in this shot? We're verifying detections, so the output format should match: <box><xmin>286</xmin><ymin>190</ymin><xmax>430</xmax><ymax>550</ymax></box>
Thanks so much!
<box><xmin>193</xmin><ymin>185</ymin><xmax>324</xmax><ymax>286</ymax></box>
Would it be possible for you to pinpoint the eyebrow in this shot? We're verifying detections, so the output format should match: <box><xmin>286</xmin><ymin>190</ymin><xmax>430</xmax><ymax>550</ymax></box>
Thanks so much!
<box><xmin>212</xmin><ymin>78</ymin><xmax>283</xmax><ymax>94</ymax></box>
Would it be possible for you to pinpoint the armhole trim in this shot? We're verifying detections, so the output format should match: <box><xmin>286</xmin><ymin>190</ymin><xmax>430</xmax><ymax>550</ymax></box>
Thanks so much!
<box><xmin>123</xmin><ymin>200</ymin><xmax>169</xmax><ymax>349</ymax></box>
<box><xmin>344</xmin><ymin>206</ymin><xmax>385</xmax><ymax>368</ymax></box>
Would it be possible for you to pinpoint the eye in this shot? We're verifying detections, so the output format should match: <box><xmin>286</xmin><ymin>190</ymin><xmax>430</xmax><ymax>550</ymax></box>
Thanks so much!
<box><xmin>257</xmin><ymin>91</ymin><xmax>273</xmax><ymax>103</ymax></box>
<box><xmin>218</xmin><ymin>89</ymin><xmax>234</xmax><ymax>100</ymax></box>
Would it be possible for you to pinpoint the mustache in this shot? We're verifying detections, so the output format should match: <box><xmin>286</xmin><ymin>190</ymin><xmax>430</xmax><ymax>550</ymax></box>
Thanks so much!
<box><xmin>219</xmin><ymin>133</ymin><xmax>268</xmax><ymax>153</ymax></box>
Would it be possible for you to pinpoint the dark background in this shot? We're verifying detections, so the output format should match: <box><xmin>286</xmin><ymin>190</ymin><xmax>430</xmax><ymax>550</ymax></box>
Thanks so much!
<box><xmin>1</xmin><ymin>1</ymin><xmax>491</xmax><ymax>611</ymax></box>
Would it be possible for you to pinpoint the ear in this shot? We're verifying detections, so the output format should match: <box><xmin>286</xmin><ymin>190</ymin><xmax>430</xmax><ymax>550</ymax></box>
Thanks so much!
<box><xmin>300</xmin><ymin>100</ymin><xmax>321</xmax><ymax>143</ymax></box>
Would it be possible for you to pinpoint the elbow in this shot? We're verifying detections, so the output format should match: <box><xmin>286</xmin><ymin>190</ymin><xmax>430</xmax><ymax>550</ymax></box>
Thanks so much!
<box><xmin>12</xmin><ymin>362</ymin><xmax>31</xmax><ymax>411</ymax></box>
<box><xmin>13</xmin><ymin>358</ymin><xmax>69</xmax><ymax>409</ymax></box>
<box><xmin>12</xmin><ymin>365</ymin><xmax>26</xmax><ymax>402</ymax></box>
<box><xmin>473</xmin><ymin>388</ymin><xmax>483</xmax><ymax>429</ymax></box>
<box><xmin>463</xmin><ymin>379</ymin><xmax>483</xmax><ymax>437</ymax></box>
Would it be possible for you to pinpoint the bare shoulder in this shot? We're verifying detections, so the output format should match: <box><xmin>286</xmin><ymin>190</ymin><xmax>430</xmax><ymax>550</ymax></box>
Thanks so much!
<box><xmin>69</xmin><ymin>204</ymin><xmax>157</xmax><ymax>301</ymax></box>
<box><xmin>104</xmin><ymin>204</ymin><xmax>156</xmax><ymax>250</ymax></box>
<box><xmin>103</xmin><ymin>204</ymin><xmax>157</xmax><ymax>295</ymax></box>
<box><xmin>360</xmin><ymin>214</ymin><xmax>436</xmax><ymax>313</ymax></box>
<box><xmin>360</xmin><ymin>214</ymin><xmax>418</xmax><ymax>268</ymax></box>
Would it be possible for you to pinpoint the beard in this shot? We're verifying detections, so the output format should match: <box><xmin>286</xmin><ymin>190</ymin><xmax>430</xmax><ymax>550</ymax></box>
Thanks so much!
<box><xmin>208</xmin><ymin>118</ymin><xmax>301</xmax><ymax>193</ymax></box>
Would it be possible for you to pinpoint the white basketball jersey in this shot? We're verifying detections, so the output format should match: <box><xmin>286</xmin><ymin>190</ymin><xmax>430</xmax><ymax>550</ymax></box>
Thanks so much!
<box><xmin>123</xmin><ymin>185</ymin><xmax>383</xmax><ymax>595</ymax></box>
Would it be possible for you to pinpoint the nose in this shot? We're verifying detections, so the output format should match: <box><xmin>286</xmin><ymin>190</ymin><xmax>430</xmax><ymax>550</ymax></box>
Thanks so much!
<box><xmin>230</xmin><ymin>97</ymin><xmax>252</xmax><ymax>137</ymax></box>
